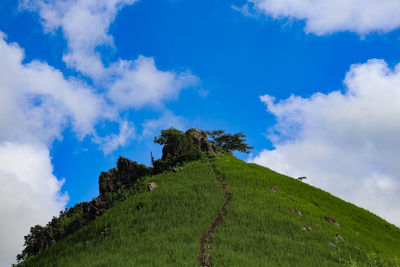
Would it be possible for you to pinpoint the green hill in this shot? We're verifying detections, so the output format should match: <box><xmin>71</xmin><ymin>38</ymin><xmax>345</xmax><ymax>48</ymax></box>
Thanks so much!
<box><xmin>18</xmin><ymin>155</ymin><xmax>400</xmax><ymax>266</ymax></box>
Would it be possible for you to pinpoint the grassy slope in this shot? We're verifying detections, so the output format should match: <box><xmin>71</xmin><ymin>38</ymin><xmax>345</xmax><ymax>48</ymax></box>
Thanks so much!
<box><xmin>212</xmin><ymin>156</ymin><xmax>400</xmax><ymax>266</ymax></box>
<box><xmin>21</xmin><ymin>161</ymin><xmax>224</xmax><ymax>267</ymax></box>
<box><xmin>21</xmin><ymin>156</ymin><xmax>400</xmax><ymax>266</ymax></box>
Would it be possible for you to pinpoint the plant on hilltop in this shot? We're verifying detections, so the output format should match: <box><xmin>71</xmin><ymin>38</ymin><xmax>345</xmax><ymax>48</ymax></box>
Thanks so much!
<box><xmin>154</xmin><ymin>128</ymin><xmax>184</xmax><ymax>147</ymax></box>
<box><xmin>208</xmin><ymin>130</ymin><xmax>253</xmax><ymax>154</ymax></box>
<box><xmin>153</xmin><ymin>128</ymin><xmax>204</xmax><ymax>172</ymax></box>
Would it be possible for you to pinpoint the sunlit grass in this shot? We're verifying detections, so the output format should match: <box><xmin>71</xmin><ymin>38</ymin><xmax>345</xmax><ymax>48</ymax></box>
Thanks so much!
<box><xmin>212</xmin><ymin>156</ymin><xmax>400</xmax><ymax>266</ymax></box>
<box><xmin>20</xmin><ymin>156</ymin><xmax>400</xmax><ymax>266</ymax></box>
<box><xmin>20</xmin><ymin>161</ymin><xmax>224</xmax><ymax>266</ymax></box>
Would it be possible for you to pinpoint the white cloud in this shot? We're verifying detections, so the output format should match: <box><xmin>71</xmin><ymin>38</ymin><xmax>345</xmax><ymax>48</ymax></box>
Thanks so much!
<box><xmin>231</xmin><ymin>4</ymin><xmax>257</xmax><ymax>18</ymax></box>
<box><xmin>141</xmin><ymin>111</ymin><xmax>188</xmax><ymax>138</ymax></box>
<box><xmin>20</xmin><ymin>0</ymin><xmax>137</xmax><ymax>79</ymax></box>
<box><xmin>246</xmin><ymin>0</ymin><xmax>400</xmax><ymax>35</ymax></box>
<box><xmin>0</xmin><ymin>33</ymin><xmax>111</xmax><ymax>144</ymax></box>
<box><xmin>250</xmin><ymin>59</ymin><xmax>400</xmax><ymax>226</ymax></box>
<box><xmin>93</xmin><ymin>120</ymin><xmax>135</xmax><ymax>154</ymax></box>
<box><xmin>108</xmin><ymin>56</ymin><xmax>199</xmax><ymax>109</ymax></box>
<box><xmin>0</xmin><ymin>142</ymin><xmax>68</xmax><ymax>265</ymax></box>
<box><xmin>0</xmin><ymin>33</ymin><xmax>111</xmax><ymax>265</ymax></box>
<box><xmin>20</xmin><ymin>0</ymin><xmax>198</xmax><ymax>109</ymax></box>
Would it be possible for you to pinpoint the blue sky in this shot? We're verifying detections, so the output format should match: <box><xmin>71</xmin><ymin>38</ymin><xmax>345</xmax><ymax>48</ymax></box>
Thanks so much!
<box><xmin>2</xmin><ymin>0</ymin><xmax>400</xmax><ymax>264</ymax></box>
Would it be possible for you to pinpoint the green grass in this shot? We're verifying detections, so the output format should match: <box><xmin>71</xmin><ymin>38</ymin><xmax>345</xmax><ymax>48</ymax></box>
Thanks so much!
<box><xmin>211</xmin><ymin>156</ymin><xmax>400</xmax><ymax>266</ymax></box>
<box><xmin>20</xmin><ymin>156</ymin><xmax>400</xmax><ymax>266</ymax></box>
<box><xmin>20</xmin><ymin>161</ymin><xmax>224</xmax><ymax>267</ymax></box>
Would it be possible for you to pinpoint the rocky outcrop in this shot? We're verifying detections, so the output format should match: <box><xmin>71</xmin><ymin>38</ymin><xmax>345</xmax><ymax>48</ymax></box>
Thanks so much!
<box><xmin>187</xmin><ymin>128</ymin><xmax>215</xmax><ymax>153</ymax></box>
<box><xmin>18</xmin><ymin>156</ymin><xmax>151</xmax><ymax>262</ymax></box>
<box><xmin>147</xmin><ymin>181</ymin><xmax>158</xmax><ymax>191</ymax></box>
<box><xmin>99</xmin><ymin>156</ymin><xmax>152</xmax><ymax>196</ymax></box>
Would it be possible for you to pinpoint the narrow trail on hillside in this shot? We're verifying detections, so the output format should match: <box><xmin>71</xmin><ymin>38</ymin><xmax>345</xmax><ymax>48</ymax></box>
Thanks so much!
<box><xmin>198</xmin><ymin>164</ymin><xmax>232</xmax><ymax>267</ymax></box>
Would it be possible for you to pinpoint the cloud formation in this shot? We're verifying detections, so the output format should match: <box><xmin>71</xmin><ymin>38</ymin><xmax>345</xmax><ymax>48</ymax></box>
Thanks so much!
<box><xmin>0</xmin><ymin>33</ymin><xmax>110</xmax><ymax>264</ymax></box>
<box><xmin>20</xmin><ymin>0</ymin><xmax>137</xmax><ymax>79</ymax></box>
<box><xmin>0</xmin><ymin>32</ymin><xmax>110</xmax><ymax>144</ymax></box>
<box><xmin>141</xmin><ymin>111</ymin><xmax>188</xmax><ymax>138</ymax></box>
<box><xmin>0</xmin><ymin>143</ymin><xmax>68</xmax><ymax>265</ymax></box>
<box><xmin>245</xmin><ymin>0</ymin><xmax>400</xmax><ymax>35</ymax></box>
<box><xmin>250</xmin><ymin>59</ymin><xmax>400</xmax><ymax>226</ymax></box>
<box><xmin>21</xmin><ymin>0</ymin><xmax>198</xmax><ymax>109</ymax></box>
<box><xmin>109</xmin><ymin>56</ymin><xmax>198</xmax><ymax>109</ymax></box>
<box><xmin>93</xmin><ymin>120</ymin><xmax>136</xmax><ymax>154</ymax></box>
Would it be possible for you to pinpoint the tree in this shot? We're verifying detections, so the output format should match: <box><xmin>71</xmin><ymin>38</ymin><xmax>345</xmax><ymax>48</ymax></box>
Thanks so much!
<box><xmin>208</xmin><ymin>130</ymin><xmax>253</xmax><ymax>154</ymax></box>
<box><xmin>153</xmin><ymin>128</ymin><xmax>184</xmax><ymax>146</ymax></box>
<box><xmin>154</xmin><ymin>128</ymin><xmax>185</xmax><ymax>161</ymax></box>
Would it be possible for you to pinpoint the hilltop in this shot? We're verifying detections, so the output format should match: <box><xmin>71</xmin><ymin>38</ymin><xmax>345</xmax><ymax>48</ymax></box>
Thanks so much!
<box><xmin>16</xmin><ymin>129</ymin><xmax>400</xmax><ymax>266</ymax></box>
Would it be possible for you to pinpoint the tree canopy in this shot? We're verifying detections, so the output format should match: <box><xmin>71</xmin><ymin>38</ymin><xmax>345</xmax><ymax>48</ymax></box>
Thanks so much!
<box><xmin>208</xmin><ymin>130</ymin><xmax>253</xmax><ymax>154</ymax></box>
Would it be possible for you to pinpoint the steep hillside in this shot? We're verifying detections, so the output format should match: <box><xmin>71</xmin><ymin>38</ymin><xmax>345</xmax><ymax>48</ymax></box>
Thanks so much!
<box><xmin>212</xmin><ymin>156</ymin><xmax>400</xmax><ymax>266</ymax></box>
<box><xmin>18</xmin><ymin>155</ymin><xmax>400</xmax><ymax>266</ymax></box>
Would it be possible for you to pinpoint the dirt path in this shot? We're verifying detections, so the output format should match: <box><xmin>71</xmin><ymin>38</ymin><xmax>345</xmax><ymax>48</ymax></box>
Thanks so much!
<box><xmin>198</xmin><ymin>164</ymin><xmax>232</xmax><ymax>267</ymax></box>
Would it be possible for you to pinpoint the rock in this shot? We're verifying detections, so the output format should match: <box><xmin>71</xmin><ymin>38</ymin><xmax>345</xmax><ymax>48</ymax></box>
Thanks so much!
<box><xmin>148</xmin><ymin>181</ymin><xmax>158</xmax><ymax>191</ymax></box>
<box><xmin>64</xmin><ymin>217</ymin><xmax>85</xmax><ymax>233</ymax></box>
<box><xmin>187</xmin><ymin>128</ymin><xmax>215</xmax><ymax>153</ymax></box>
<box><xmin>336</xmin><ymin>234</ymin><xmax>343</xmax><ymax>241</ymax></box>
<box><xmin>328</xmin><ymin>241</ymin><xmax>336</xmax><ymax>247</ymax></box>
<box><xmin>99</xmin><ymin>156</ymin><xmax>152</xmax><ymax>196</ymax></box>
<box><xmin>86</xmin><ymin>197</ymin><xmax>107</xmax><ymax>220</ymax></box>
<box><xmin>297</xmin><ymin>210</ymin><xmax>303</xmax><ymax>217</ymax></box>
<box><xmin>324</xmin><ymin>216</ymin><xmax>341</xmax><ymax>227</ymax></box>
<box><xmin>101</xmin><ymin>227</ymin><xmax>111</xmax><ymax>239</ymax></box>
<box><xmin>297</xmin><ymin>176</ymin><xmax>307</xmax><ymax>181</ymax></box>
<box><xmin>270</xmin><ymin>185</ymin><xmax>280</xmax><ymax>193</ymax></box>
<box><xmin>289</xmin><ymin>209</ymin><xmax>303</xmax><ymax>216</ymax></box>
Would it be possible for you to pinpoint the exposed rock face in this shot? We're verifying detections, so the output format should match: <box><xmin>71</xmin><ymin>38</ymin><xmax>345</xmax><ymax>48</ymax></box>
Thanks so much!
<box><xmin>69</xmin><ymin>197</ymin><xmax>108</xmax><ymax>222</ymax></box>
<box><xmin>18</xmin><ymin>157</ymin><xmax>150</xmax><ymax>261</ymax></box>
<box><xmin>187</xmin><ymin>128</ymin><xmax>215</xmax><ymax>153</ymax></box>
<box><xmin>336</xmin><ymin>234</ymin><xmax>343</xmax><ymax>241</ymax></box>
<box><xmin>99</xmin><ymin>156</ymin><xmax>152</xmax><ymax>196</ymax></box>
<box><xmin>147</xmin><ymin>181</ymin><xmax>158</xmax><ymax>191</ymax></box>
